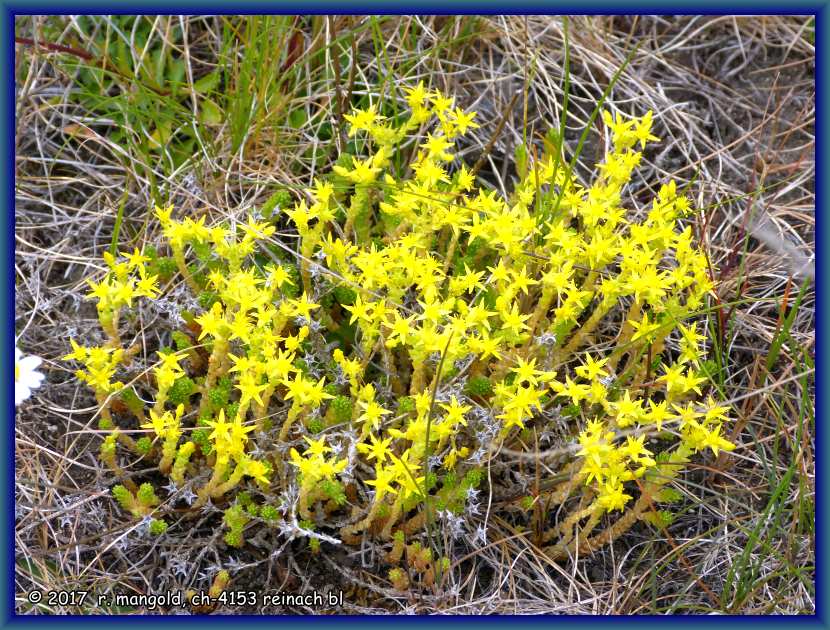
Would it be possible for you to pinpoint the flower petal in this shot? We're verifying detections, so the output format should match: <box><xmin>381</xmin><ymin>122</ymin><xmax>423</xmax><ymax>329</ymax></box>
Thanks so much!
<box><xmin>19</xmin><ymin>356</ymin><xmax>42</xmax><ymax>371</ymax></box>
<box><xmin>15</xmin><ymin>383</ymin><xmax>31</xmax><ymax>406</ymax></box>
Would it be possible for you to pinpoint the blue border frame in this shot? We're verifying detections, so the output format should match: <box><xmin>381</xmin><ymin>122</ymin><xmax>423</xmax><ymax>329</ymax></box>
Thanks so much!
<box><xmin>6</xmin><ymin>6</ymin><xmax>825</xmax><ymax>625</ymax></box>
<box><xmin>815</xmin><ymin>3</ymin><xmax>825</xmax><ymax>628</ymax></box>
<box><xmin>0</xmin><ymin>4</ymin><xmax>827</xmax><ymax>13</ymax></box>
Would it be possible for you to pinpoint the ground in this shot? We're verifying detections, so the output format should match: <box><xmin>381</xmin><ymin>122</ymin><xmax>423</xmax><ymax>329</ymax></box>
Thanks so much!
<box><xmin>14</xmin><ymin>15</ymin><xmax>815</xmax><ymax>614</ymax></box>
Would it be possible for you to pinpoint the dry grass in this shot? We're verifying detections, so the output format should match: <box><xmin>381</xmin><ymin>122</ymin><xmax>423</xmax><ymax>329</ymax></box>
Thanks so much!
<box><xmin>14</xmin><ymin>15</ymin><xmax>814</xmax><ymax>614</ymax></box>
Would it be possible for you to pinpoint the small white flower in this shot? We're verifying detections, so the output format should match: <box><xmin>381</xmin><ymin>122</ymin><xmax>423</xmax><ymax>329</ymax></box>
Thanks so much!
<box><xmin>15</xmin><ymin>345</ymin><xmax>44</xmax><ymax>406</ymax></box>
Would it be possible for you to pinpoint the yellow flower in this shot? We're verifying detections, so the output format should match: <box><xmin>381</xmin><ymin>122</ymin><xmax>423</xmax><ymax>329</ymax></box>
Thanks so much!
<box><xmin>205</xmin><ymin>409</ymin><xmax>232</xmax><ymax>443</ymax></box>
<box><xmin>357</xmin><ymin>400</ymin><xmax>392</xmax><ymax>432</ymax></box>
<box><xmin>699</xmin><ymin>425</ymin><xmax>735</xmax><ymax>457</ymax></box>
<box><xmin>510</xmin><ymin>265</ymin><xmax>538</xmax><ymax>295</ymax></box>
<box><xmin>575</xmin><ymin>353</ymin><xmax>609</xmax><ymax>381</ymax></box>
<box><xmin>242</xmin><ymin>459</ymin><xmax>271</xmax><ymax>485</ymax></box>
<box><xmin>597</xmin><ymin>480</ymin><xmax>632</xmax><ymax>513</ymax></box>
<box><xmin>633</xmin><ymin>110</ymin><xmax>660</xmax><ymax>149</ymax></box>
<box><xmin>553</xmin><ymin>376</ymin><xmax>590</xmax><ymax>407</ymax></box>
<box><xmin>195</xmin><ymin>303</ymin><xmax>225</xmax><ymax>340</ymax></box>
<box><xmin>612</xmin><ymin>391</ymin><xmax>644</xmax><ymax>428</ymax></box>
<box><xmin>510</xmin><ymin>356</ymin><xmax>548</xmax><ymax>386</ymax></box>
<box><xmin>63</xmin><ymin>339</ymin><xmax>88</xmax><ymax>362</ymax></box>
<box><xmin>499</xmin><ymin>303</ymin><xmax>531</xmax><ymax>337</ymax></box>
<box><xmin>288</xmin><ymin>292</ymin><xmax>320</xmax><ymax>320</ymax></box>
<box><xmin>240</xmin><ymin>216</ymin><xmax>276</xmax><ymax>240</ymax></box>
<box><xmin>404</xmin><ymin>80</ymin><xmax>429</xmax><ymax>108</ymax></box>
<box><xmin>385</xmin><ymin>310</ymin><xmax>416</xmax><ymax>348</ymax></box>
<box><xmin>365</xmin><ymin>465</ymin><xmax>397</xmax><ymax>501</ymax></box>
<box><xmin>289</xmin><ymin>447</ymin><xmax>318</xmax><ymax>481</ymax></box>
<box><xmin>141</xmin><ymin>410</ymin><xmax>169</xmax><ymax>437</ymax></box>
<box><xmin>343</xmin><ymin>295</ymin><xmax>374</xmax><ymax>326</ymax></box>
<box><xmin>344</xmin><ymin>104</ymin><xmax>381</xmax><ymax>135</ymax></box>
<box><xmin>122</xmin><ymin>247</ymin><xmax>150</xmax><ymax>270</ymax></box>
<box><xmin>230</xmin><ymin>414</ymin><xmax>257</xmax><ymax>444</ymax></box>
<box><xmin>333</xmin><ymin>155</ymin><xmax>382</xmax><ymax>184</ymax></box>
<box><xmin>647</xmin><ymin>399</ymin><xmax>672</xmax><ymax>430</ymax></box>
<box><xmin>265</xmin><ymin>264</ymin><xmax>294</xmax><ymax>289</ymax></box>
<box><xmin>629</xmin><ymin>312</ymin><xmax>661</xmax><ymax>343</ymax></box>
<box><xmin>302</xmin><ymin>435</ymin><xmax>332</xmax><ymax>458</ymax></box>
<box><xmin>451</xmin><ymin>107</ymin><xmax>479</xmax><ymax>135</ymax></box>
<box><xmin>440</xmin><ymin>395</ymin><xmax>471</xmax><ymax>426</ymax></box>
<box><xmin>357</xmin><ymin>433</ymin><xmax>393</xmax><ymax>463</ymax></box>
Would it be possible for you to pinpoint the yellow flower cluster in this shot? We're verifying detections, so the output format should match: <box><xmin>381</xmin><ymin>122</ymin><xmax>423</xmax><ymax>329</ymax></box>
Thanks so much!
<box><xmin>295</xmin><ymin>95</ymin><xmax>732</xmax><ymax>515</ymax></box>
<box><xmin>66</xmin><ymin>84</ymin><xmax>735</xmax><ymax>554</ymax></box>
<box><xmin>64</xmin><ymin>341</ymin><xmax>125</xmax><ymax>395</ymax></box>
<box><xmin>86</xmin><ymin>248</ymin><xmax>159</xmax><ymax>342</ymax></box>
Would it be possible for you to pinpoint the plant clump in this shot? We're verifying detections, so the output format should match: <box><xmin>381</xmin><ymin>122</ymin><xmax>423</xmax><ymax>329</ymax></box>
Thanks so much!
<box><xmin>64</xmin><ymin>83</ymin><xmax>735</xmax><ymax>572</ymax></box>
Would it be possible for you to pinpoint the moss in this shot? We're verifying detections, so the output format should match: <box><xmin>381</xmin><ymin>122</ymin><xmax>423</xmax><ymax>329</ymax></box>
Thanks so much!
<box><xmin>260</xmin><ymin>505</ymin><xmax>279</xmax><ymax>522</ymax></box>
<box><xmin>167</xmin><ymin>376</ymin><xmax>195</xmax><ymax>406</ymax></box>
<box><xmin>328</xmin><ymin>396</ymin><xmax>353</xmax><ymax>424</ymax></box>
<box><xmin>198</xmin><ymin>290</ymin><xmax>220</xmax><ymax>309</ymax></box>
<box><xmin>137</xmin><ymin>482</ymin><xmax>160</xmax><ymax>507</ymax></box>
<box><xmin>112</xmin><ymin>485</ymin><xmax>133</xmax><ymax>511</ymax></box>
<box><xmin>464</xmin><ymin>376</ymin><xmax>493</xmax><ymax>397</ymax></box>
<box><xmin>397</xmin><ymin>396</ymin><xmax>415</xmax><ymax>414</ymax></box>
<box><xmin>321</xmin><ymin>479</ymin><xmax>347</xmax><ymax>506</ymax></box>
<box><xmin>149</xmin><ymin>518</ymin><xmax>168</xmax><ymax>535</ymax></box>
<box><xmin>136</xmin><ymin>436</ymin><xmax>153</xmax><ymax>455</ymax></box>
<box><xmin>333</xmin><ymin>285</ymin><xmax>357</xmax><ymax>306</ymax></box>
<box><xmin>224</xmin><ymin>530</ymin><xmax>243</xmax><ymax>548</ymax></box>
